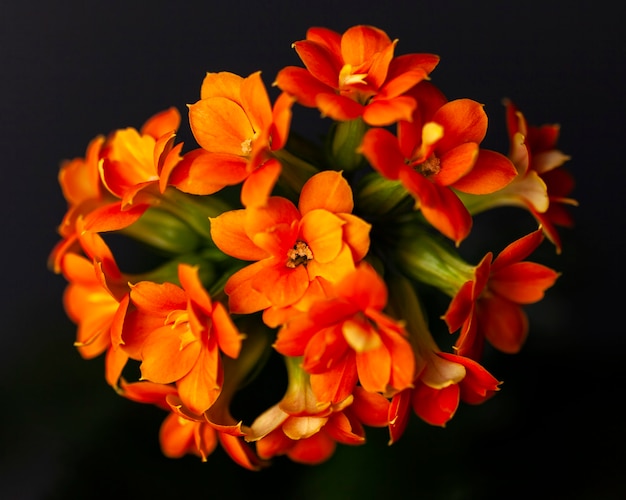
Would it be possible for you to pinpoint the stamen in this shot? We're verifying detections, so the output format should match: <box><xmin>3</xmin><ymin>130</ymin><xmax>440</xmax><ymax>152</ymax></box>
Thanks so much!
<box><xmin>415</xmin><ymin>155</ymin><xmax>441</xmax><ymax>178</ymax></box>
<box><xmin>286</xmin><ymin>240</ymin><xmax>314</xmax><ymax>268</ymax></box>
<box><xmin>241</xmin><ymin>138</ymin><xmax>253</xmax><ymax>155</ymax></box>
<box><xmin>339</xmin><ymin>64</ymin><xmax>368</xmax><ymax>87</ymax></box>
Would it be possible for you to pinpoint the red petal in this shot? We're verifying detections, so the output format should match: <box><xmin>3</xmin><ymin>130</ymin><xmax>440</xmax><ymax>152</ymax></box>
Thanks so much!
<box><xmin>452</xmin><ymin>149</ymin><xmax>517</xmax><ymax>194</ymax></box>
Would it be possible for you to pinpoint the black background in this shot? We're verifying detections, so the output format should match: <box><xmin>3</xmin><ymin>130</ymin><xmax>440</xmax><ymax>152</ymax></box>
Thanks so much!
<box><xmin>2</xmin><ymin>1</ymin><xmax>625</xmax><ymax>499</ymax></box>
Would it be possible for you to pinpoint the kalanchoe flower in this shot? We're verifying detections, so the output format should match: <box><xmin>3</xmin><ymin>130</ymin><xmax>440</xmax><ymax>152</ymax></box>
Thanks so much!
<box><xmin>120</xmin><ymin>380</ymin><xmax>266</xmax><ymax>470</ymax></box>
<box><xmin>59</xmin><ymin>223</ymin><xmax>131</xmax><ymax>387</ymax></box>
<box><xmin>121</xmin><ymin>264</ymin><xmax>245</xmax><ymax>414</ymax></box>
<box><xmin>275</xmin><ymin>25</ymin><xmax>439</xmax><ymax>126</ymax></box>
<box><xmin>274</xmin><ymin>262</ymin><xmax>415</xmax><ymax>404</ymax></box>
<box><xmin>458</xmin><ymin>100</ymin><xmax>576</xmax><ymax>253</ymax></box>
<box><xmin>99</xmin><ymin>107</ymin><xmax>183</xmax><ymax>206</ymax></box>
<box><xmin>444</xmin><ymin>227</ymin><xmax>560</xmax><ymax>360</ymax></box>
<box><xmin>176</xmin><ymin>71</ymin><xmax>294</xmax><ymax>207</ymax></box>
<box><xmin>385</xmin><ymin>273</ymin><xmax>499</xmax><ymax>441</ymax></box>
<box><xmin>48</xmin><ymin>135</ymin><xmax>107</xmax><ymax>273</ymax></box>
<box><xmin>360</xmin><ymin>81</ymin><xmax>517</xmax><ymax>244</ymax></box>
<box><xmin>210</xmin><ymin>171</ymin><xmax>370</xmax><ymax>318</ymax></box>
<box><xmin>245</xmin><ymin>356</ymin><xmax>389</xmax><ymax>464</ymax></box>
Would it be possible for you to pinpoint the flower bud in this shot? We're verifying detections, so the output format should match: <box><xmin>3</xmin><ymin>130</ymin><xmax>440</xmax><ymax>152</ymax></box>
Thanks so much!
<box><xmin>354</xmin><ymin>172</ymin><xmax>411</xmax><ymax>216</ymax></box>
<box><xmin>327</xmin><ymin>118</ymin><xmax>367</xmax><ymax>171</ymax></box>
<box><xmin>393</xmin><ymin>222</ymin><xmax>475</xmax><ymax>297</ymax></box>
<box><xmin>121</xmin><ymin>206</ymin><xmax>201</xmax><ymax>255</ymax></box>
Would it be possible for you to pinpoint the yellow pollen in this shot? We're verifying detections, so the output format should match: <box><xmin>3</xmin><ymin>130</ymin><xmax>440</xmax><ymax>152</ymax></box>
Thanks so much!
<box><xmin>241</xmin><ymin>138</ymin><xmax>253</xmax><ymax>155</ymax></box>
<box><xmin>286</xmin><ymin>240</ymin><xmax>314</xmax><ymax>268</ymax></box>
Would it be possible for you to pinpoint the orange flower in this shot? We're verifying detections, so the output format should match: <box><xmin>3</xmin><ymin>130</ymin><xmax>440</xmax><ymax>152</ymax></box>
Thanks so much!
<box><xmin>275</xmin><ymin>25</ymin><xmax>439</xmax><ymax>125</ymax></box>
<box><xmin>502</xmin><ymin>100</ymin><xmax>577</xmax><ymax>252</ymax></box>
<box><xmin>274</xmin><ymin>263</ymin><xmax>415</xmax><ymax>404</ymax></box>
<box><xmin>60</xmin><ymin>108</ymin><xmax>183</xmax><ymax>238</ymax></box>
<box><xmin>210</xmin><ymin>170</ymin><xmax>371</xmax><ymax>317</ymax></box>
<box><xmin>122</xmin><ymin>264</ymin><xmax>245</xmax><ymax>414</ymax></box>
<box><xmin>99</xmin><ymin>107</ymin><xmax>183</xmax><ymax>206</ymax></box>
<box><xmin>360</xmin><ymin>82</ymin><xmax>517</xmax><ymax>244</ymax></box>
<box><xmin>60</xmin><ymin>224</ymin><xmax>131</xmax><ymax>387</ymax></box>
<box><xmin>444</xmin><ymin>228</ymin><xmax>560</xmax><ymax>360</ymax></box>
<box><xmin>389</xmin><ymin>352</ymin><xmax>500</xmax><ymax>441</ymax></box>
<box><xmin>49</xmin><ymin>135</ymin><xmax>108</xmax><ymax>273</ymax></box>
<box><xmin>383</xmin><ymin>273</ymin><xmax>500</xmax><ymax>441</ymax></box>
<box><xmin>175</xmin><ymin>71</ymin><xmax>293</xmax><ymax>207</ymax></box>
<box><xmin>246</xmin><ymin>357</ymin><xmax>389</xmax><ymax>464</ymax></box>
<box><xmin>120</xmin><ymin>380</ymin><xmax>265</xmax><ymax>470</ymax></box>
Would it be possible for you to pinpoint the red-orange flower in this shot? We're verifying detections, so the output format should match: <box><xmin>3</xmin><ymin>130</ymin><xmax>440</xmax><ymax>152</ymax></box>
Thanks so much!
<box><xmin>361</xmin><ymin>82</ymin><xmax>517</xmax><ymax>244</ymax></box>
<box><xmin>173</xmin><ymin>71</ymin><xmax>293</xmax><ymax>207</ymax></box>
<box><xmin>389</xmin><ymin>351</ymin><xmax>500</xmax><ymax>441</ymax></box>
<box><xmin>275</xmin><ymin>263</ymin><xmax>415</xmax><ymax>404</ymax></box>
<box><xmin>275</xmin><ymin>25</ymin><xmax>439</xmax><ymax>126</ymax></box>
<box><xmin>210</xmin><ymin>170</ymin><xmax>371</xmax><ymax>318</ymax></box>
<box><xmin>502</xmin><ymin>100</ymin><xmax>576</xmax><ymax>252</ymax></box>
<box><xmin>380</xmin><ymin>274</ymin><xmax>500</xmax><ymax>440</ymax></box>
<box><xmin>121</xmin><ymin>264</ymin><xmax>245</xmax><ymax>414</ymax></box>
<box><xmin>245</xmin><ymin>358</ymin><xmax>389</xmax><ymax>465</ymax></box>
<box><xmin>444</xmin><ymin>227</ymin><xmax>560</xmax><ymax>360</ymax></box>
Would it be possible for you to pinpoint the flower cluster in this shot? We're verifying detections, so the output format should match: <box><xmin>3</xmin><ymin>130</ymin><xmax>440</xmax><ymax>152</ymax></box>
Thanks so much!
<box><xmin>50</xmin><ymin>25</ymin><xmax>575</xmax><ymax>469</ymax></box>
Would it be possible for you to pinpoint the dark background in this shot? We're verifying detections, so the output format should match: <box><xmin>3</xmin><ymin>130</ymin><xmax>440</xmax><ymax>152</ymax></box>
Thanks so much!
<box><xmin>2</xmin><ymin>1</ymin><xmax>624</xmax><ymax>499</ymax></box>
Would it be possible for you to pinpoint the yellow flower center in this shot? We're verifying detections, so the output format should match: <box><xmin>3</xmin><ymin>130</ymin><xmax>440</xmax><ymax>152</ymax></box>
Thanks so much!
<box><xmin>339</xmin><ymin>64</ymin><xmax>368</xmax><ymax>88</ymax></box>
<box><xmin>286</xmin><ymin>240</ymin><xmax>314</xmax><ymax>268</ymax></box>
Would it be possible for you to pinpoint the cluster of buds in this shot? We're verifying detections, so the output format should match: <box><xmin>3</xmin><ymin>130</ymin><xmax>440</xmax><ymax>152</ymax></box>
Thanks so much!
<box><xmin>49</xmin><ymin>25</ymin><xmax>576</xmax><ymax>469</ymax></box>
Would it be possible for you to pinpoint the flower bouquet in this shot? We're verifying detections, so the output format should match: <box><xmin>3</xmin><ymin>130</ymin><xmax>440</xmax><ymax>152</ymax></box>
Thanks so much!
<box><xmin>49</xmin><ymin>25</ymin><xmax>575</xmax><ymax>469</ymax></box>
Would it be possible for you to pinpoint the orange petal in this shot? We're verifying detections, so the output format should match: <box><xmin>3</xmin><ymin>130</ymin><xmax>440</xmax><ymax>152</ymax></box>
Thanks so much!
<box><xmin>188</xmin><ymin>97</ymin><xmax>254</xmax><ymax>155</ymax></box>
<box><xmin>356</xmin><ymin>343</ymin><xmax>391</xmax><ymax>393</ymax></box>
<box><xmin>480</xmin><ymin>296</ymin><xmax>528</xmax><ymax>354</ymax></box>
<box><xmin>210</xmin><ymin>209</ymin><xmax>269</xmax><ymax>261</ymax></box>
<box><xmin>432</xmin><ymin>142</ymin><xmax>479</xmax><ymax>186</ymax></box>
<box><xmin>337</xmin><ymin>213</ymin><xmax>371</xmax><ymax>262</ymax></box>
<box><xmin>274</xmin><ymin>66</ymin><xmax>334</xmax><ymax>108</ymax></box>
<box><xmin>298</xmin><ymin>170</ymin><xmax>354</xmax><ymax>215</ymax></box>
<box><xmin>224</xmin><ymin>261</ymin><xmax>273</xmax><ymax>314</ymax></box>
<box><xmin>169</xmin><ymin>149</ymin><xmax>248</xmax><ymax>195</ymax></box>
<box><xmin>240</xmin><ymin>71</ymin><xmax>273</xmax><ymax>136</ymax></box>
<box><xmin>200</xmin><ymin>71</ymin><xmax>243</xmax><ymax>101</ymax></box>
<box><xmin>177</xmin><ymin>346</ymin><xmax>221</xmax><ymax>414</ymax></box>
<box><xmin>241</xmin><ymin>158</ymin><xmax>282</xmax><ymax>208</ymax></box>
<box><xmin>299</xmin><ymin>209</ymin><xmax>345</xmax><ymax>263</ymax></box>
<box><xmin>140</xmin><ymin>324</ymin><xmax>200</xmax><ymax>383</ymax></box>
<box><xmin>490</xmin><ymin>262</ymin><xmax>559</xmax><ymax>304</ymax></box>
<box><xmin>362</xmin><ymin>95</ymin><xmax>416</xmax><ymax>126</ymax></box>
<box><xmin>140</xmin><ymin>107</ymin><xmax>181</xmax><ymax>139</ymax></box>
<box><xmin>433</xmin><ymin>99</ymin><xmax>487</xmax><ymax>153</ymax></box>
<box><xmin>315</xmin><ymin>93</ymin><xmax>364</xmax><ymax>121</ymax></box>
<box><xmin>452</xmin><ymin>149</ymin><xmax>517</xmax><ymax>194</ymax></box>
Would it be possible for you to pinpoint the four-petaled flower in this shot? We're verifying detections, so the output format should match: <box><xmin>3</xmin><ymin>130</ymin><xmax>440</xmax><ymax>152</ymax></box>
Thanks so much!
<box><xmin>444</xmin><ymin>227</ymin><xmax>560</xmax><ymax>360</ymax></box>
<box><xmin>275</xmin><ymin>25</ymin><xmax>439</xmax><ymax>125</ymax></box>
<box><xmin>210</xmin><ymin>170</ymin><xmax>371</xmax><ymax>320</ymax></box>
<box><xmin>361</xmin><ymin>81</ymin><xmax>518</xmax><ymax>244</ymax></box>
<box><xmin>121</xmin><ymin>264</ymin><xmax>245</xmax><ymax>414</ymax></box>
<box><xmin>174</xmin><ymin>71</ymin><xmax>294</xmax><ymax>207</ymax></box>
<box><xmin>275</xmin><ymin>263</ymin><xmax>415</xmax><ymax>404</ymax></box>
